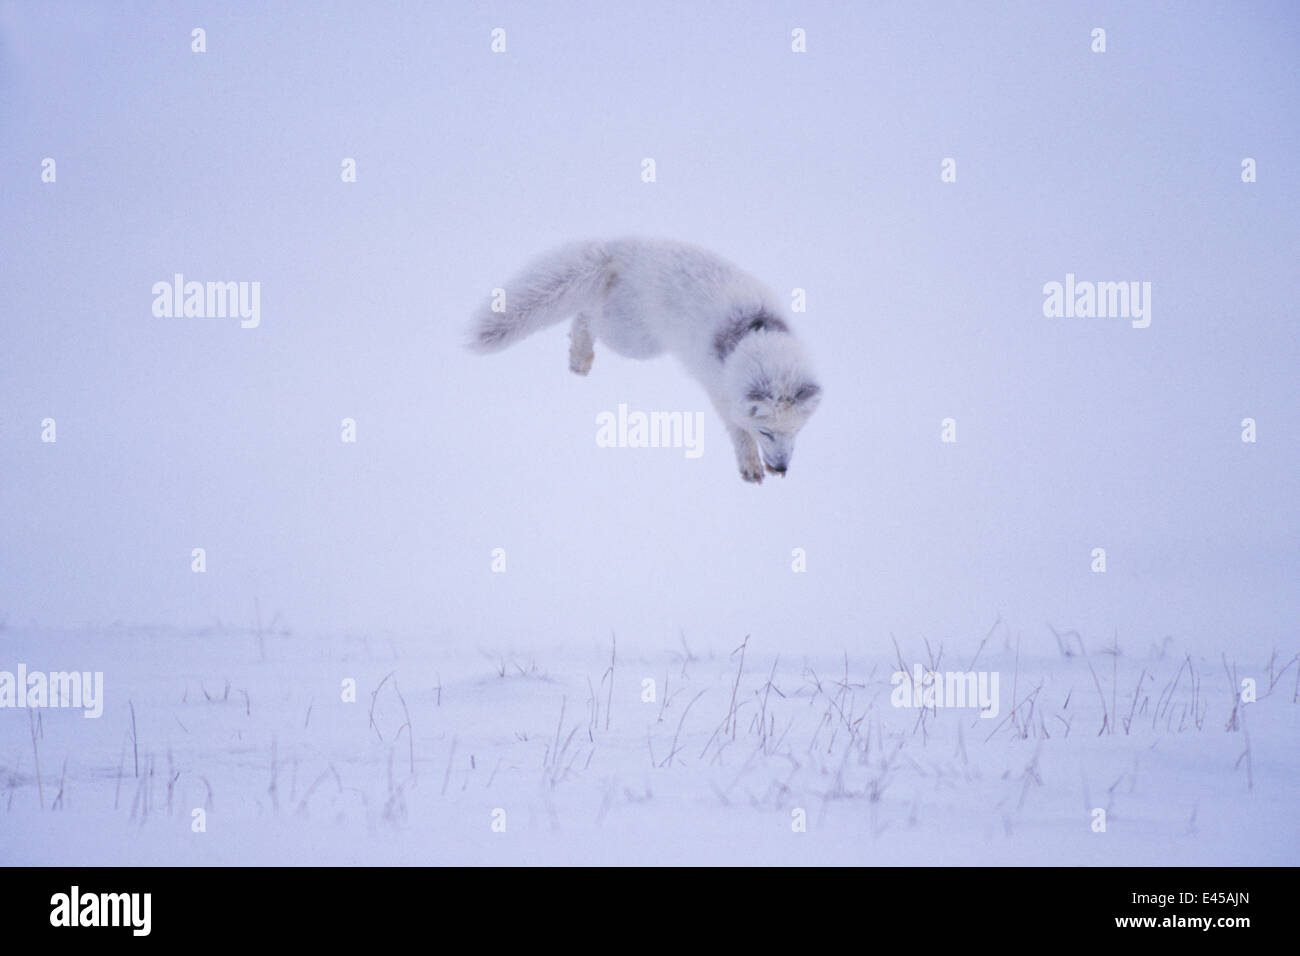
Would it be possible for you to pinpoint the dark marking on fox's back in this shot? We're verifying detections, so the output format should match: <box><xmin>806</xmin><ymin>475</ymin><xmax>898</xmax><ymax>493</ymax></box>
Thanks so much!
<box><xmin>713</xmin><ymin>309</ymin><xmax>789</xmax><ymax>361</ymax></box>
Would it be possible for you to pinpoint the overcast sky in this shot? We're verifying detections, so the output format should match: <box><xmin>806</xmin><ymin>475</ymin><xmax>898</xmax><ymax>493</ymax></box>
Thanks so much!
<box><xmin>2</xmin><ymin>1</ymin><xmax>1296</xmax><ymax>658</ymax></box>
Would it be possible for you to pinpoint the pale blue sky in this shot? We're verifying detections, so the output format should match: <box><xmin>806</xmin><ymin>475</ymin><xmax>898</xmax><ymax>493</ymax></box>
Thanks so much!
<box><xmin>1</xmin><ymin>1</ymin><xmax>1297</xmax><ymax>656</ymax></box>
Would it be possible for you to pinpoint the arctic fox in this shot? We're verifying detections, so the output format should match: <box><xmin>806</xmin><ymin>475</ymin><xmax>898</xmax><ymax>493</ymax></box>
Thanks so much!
<box><xmin>469</xmin><ymin>239</ymin><xmax>821</xmax><ymax>483</ymax></box>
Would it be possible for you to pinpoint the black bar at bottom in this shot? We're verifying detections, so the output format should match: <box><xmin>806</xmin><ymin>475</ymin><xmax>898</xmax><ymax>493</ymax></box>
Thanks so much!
<box><xmin>0</xmin><ymin>865</ymin><xmax>1281</xmax><ymax>941</ymax></box>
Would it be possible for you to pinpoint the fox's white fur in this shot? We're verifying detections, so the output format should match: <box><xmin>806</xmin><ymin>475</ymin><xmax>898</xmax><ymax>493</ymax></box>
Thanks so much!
<box><xmin>470</xmin><ymin>238</ymin><xmax>821</xmax><ymax>482</ymax></box>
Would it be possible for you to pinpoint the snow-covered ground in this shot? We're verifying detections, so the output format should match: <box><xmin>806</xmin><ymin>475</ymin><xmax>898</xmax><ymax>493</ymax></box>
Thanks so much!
<box><xmin>2</xmin><ymin>622</ymin><xmax>1294</xmax><ymax>865</ymax></box>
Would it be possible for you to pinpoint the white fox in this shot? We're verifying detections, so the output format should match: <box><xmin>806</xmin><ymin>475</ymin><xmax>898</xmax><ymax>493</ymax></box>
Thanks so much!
<box><xmin>469</xmin><ymin>238</ymin><xmax>822</xmax><ymax>482</ymax></box>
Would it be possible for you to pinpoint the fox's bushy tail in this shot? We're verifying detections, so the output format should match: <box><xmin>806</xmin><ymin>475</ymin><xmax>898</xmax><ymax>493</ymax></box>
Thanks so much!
<box><xmin>468</xmin><ymin>241</ymin><xmax>613</xmax><ymax>353</ymax></box>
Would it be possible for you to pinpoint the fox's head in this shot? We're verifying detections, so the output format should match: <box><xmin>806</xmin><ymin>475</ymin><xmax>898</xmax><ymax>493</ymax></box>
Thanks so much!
<box><xmin>724</xmin><ymin>331</ymin><xmax>822</xmax><ymax>476</ymax></box>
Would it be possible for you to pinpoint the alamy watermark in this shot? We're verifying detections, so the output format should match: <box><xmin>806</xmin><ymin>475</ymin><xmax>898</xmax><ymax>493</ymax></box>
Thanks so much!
<box><xmin>50</xmin><ymin>886</ymin><xmax>150</xmax><ymax>935</ymax></box>
<box><xmin>596</xmin><ymin>403</ymin><xmax>703</xmax><ymax>459</ymax></box>
<box><xmin>0</xmin><ymin>665</ymin><xmax>103</xmax><ymax>718</ymax></box>
<box><xmin>152</xmin><ymin>274</ymin><xmax>260</xmax><ymax>328</ymax></box>
<box><xmin>891</xmin><ymin>665</ymin><xmax>1000</xmax><ymax>719</ymax></box>
<box><xmin>1042</xmin><ymin>273</ymin><xmax>1151</xmax><ymax>328</ymax></box>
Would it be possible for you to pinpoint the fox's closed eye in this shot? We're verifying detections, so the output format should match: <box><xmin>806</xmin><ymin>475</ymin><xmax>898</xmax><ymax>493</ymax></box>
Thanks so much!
<box><xmin>758</xmin><ymin>430</ymin><xmax>774</xmax><ymax>440</ymax></box>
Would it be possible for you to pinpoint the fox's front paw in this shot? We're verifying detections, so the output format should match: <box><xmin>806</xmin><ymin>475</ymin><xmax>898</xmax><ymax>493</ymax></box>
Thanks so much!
<box><xmin>569</xmin><ymin>349</ymin><xmax>594</xmax><ymax>376</ymax></box>
<box><xmin>740</xmin><ymin>456</ymin><xmax>765</xmax><ymax>483</ymax></box>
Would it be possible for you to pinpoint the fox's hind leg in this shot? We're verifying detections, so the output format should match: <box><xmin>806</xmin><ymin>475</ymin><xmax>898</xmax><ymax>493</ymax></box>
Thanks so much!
<box><xmin>568</xmin><ymin>313</ymin><xmax>595</xmax><ymax>375</ymax></box>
